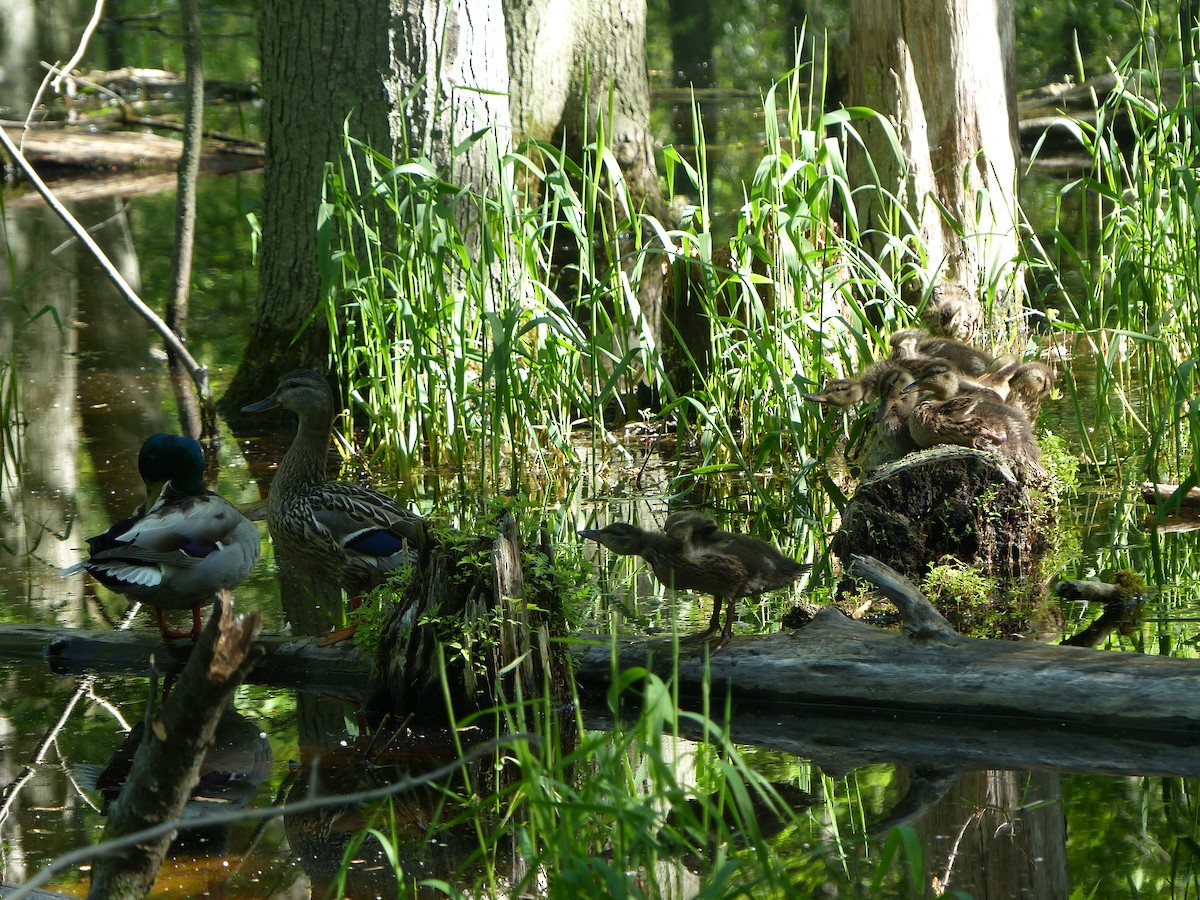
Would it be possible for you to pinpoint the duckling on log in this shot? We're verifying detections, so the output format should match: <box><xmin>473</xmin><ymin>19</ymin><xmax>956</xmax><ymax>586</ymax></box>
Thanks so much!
<box><xmin>579</xmin><ymin>511</ymin><xmax>809</xmax><ymax>649</ymax></box>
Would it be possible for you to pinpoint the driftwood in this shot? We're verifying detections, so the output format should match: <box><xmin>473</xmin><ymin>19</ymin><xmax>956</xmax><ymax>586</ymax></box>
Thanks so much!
<box><xmin>571</xmin><ymin>555</ymin><xmax>1200</xmax><ymax>739</ymax></box>
<box><xmin>1</xmin><ymin>124</ymin><xmax>261</xmax><ymax>179</ymax></box>
<box><xmin>0</xmin><ymin>623</ymin><xmax>369</xmax><ymax>700</ymax></box>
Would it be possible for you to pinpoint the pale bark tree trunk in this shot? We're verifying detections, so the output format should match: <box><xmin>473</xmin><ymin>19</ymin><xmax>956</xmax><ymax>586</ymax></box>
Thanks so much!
<box><xmin>391</xmin><ymin>0</ymin><xmax>514</xmax><ymax>270</ymax></box>
<box><xmin>223</xmin><ymin>0</ymin><xmax>514</xmax><ymax>420</ymax></box>
<box><xmin>506</xmin><ymin>0</ymin><xmax>669</xmax><ymax>391</ymax></box>
<box><xmin>849</xmin><ymin>0</ymin><xmax>1023</xmax><ymax>337</ymax></box>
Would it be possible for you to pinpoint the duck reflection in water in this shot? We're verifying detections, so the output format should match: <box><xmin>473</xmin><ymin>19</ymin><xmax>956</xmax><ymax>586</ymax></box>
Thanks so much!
<box><xmin>75</xmin><ymin>706</ymin><xmax>271</xmax><ymax>856</ymax></box>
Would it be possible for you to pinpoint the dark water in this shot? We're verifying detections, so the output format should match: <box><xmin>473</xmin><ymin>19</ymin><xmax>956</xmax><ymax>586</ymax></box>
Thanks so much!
<box><xmin>3</xmin><ymin>3</ymin><xmax>1200</xmax><ymax>899</ymax></box>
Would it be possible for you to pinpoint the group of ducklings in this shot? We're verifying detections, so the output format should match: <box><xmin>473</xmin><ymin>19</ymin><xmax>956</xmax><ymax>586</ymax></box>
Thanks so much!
<box><xmin>806</xmin><ymin>328</ymin><xmax>1055</xmax><ymax>479</ymax></box>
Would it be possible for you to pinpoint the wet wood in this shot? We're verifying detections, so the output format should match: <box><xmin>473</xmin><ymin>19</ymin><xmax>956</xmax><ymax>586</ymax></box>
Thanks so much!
<box><xmin>831</xmin><ymin>446</ymin><xmax>1043</xmax><ymax>579</ymax></box>
<box><xmin>0</xmin><ymin>622</ymin><xmax>370</xmax><ymax>699</ymax></box>
<box><xmin>1</xmin><ymin>122</ymin><xmax>262</xmax><ymax>179</ymax></box>
<box><xmin>87</xmin><ymin>595</ymin><xmax>262</xmax><ymax>899</ymax></box>
<box><xmin>373</xmin><ymin>512</ymin><xmax>569</xmax><ymax>721</ymax></box>
<box><xmin>572</xmin><ymin>555</ymin><xmax>1200</xmax><ymax>739</ymax></box>
<box><xmin>1141</xmin><ymin>481</ymin><xmax>1200</xmax><ymax>508</ymax></box>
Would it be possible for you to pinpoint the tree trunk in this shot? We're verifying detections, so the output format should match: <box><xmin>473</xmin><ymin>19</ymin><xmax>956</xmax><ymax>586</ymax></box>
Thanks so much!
<box><xmin>506</xmin><ymin>0</ymin><xmax>669</xmax><ymax>404</ymax></box>
<box><xmin>848</xmin><ymin>0</ymin><xmax>1023</xmax><ymax>335</ymax></box>
<box><xmin>220</xmin><ymin>0</ymin><xmax>394</xmax><ymax>420</ymax></box>
<box><xmin>389</xmin><ymin>0</ymin><xmax>514</xmax><ymax>269</ymax></box>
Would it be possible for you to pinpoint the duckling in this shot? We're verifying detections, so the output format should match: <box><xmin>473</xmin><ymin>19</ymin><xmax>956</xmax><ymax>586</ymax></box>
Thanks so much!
<box><xmin>1005</xmin><ymin>361</ymin><xmax>1056</xmax><ymax>421</ymax></box>
<box><xmin>874</xmin><ymin>367</ymin><xmax>921</xmax><ymax>454</ymax></box>
<box><xmin>579</xmin><ymin>511</ymin><xmax>809</xmax><ymax>649</ymax></box>
<box><xmin>806</xmin><ymin>357</ymin><xmax>932</xmax><ymax>408</ymax></box>
<box><xmin>902</xmin><ymin>359</ymin><xmax>1006</xmax><ymax>403</ymax></box>
<box><xmin>62</xmin><ymin>434</ymin><xmax>261</xmax><ymax>640</ymax></box>
<box><xmin>921</xmin><ymin>283</ymin><xmax>979</xmax><ymax>340</ymax></box>
<box><xmin>888</xmin><ymin>329</ymin><xmax>994</xmax><ymax>377</ymax></box>
<box><xmin>903</xmin><ymin>375</ymin><xmax>1044</xmax><ymax>478</ymax></box>
<box><xmin>804</xmin><ymin>377</ymin><xmax>869</xmax><ymax>408</ymax></box>
<box><xmin>241</xmin><ymin>369</ymin><xmax>429</xmax><ymax>641</ymax></box>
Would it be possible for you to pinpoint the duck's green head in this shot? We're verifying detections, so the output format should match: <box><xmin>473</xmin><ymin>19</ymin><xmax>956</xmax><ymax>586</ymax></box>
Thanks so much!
<box><xmin>240</xmin><ymin>369</ymin><xmax>333</xmax><ymax>417</ymax></box>
<box><xmin>138</xmin><ymin>433</ymin><xmax>207</xmax><ymax>503</ymax></box>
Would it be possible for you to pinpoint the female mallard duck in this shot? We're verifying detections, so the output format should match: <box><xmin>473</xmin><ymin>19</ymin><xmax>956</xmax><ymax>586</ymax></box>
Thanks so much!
<box><xmin>579</xmin><ymin>510</ymin><xmax>809</xmax><ymax>649</ymax></box>
<box><xmin>62</xmin><ymin>434</ymin><xmax>261</xmax><ymax>640</ymax></box>
<box><xmin>241</xmin><ymin>369</ymin><xmax>429</xmax><ymax>631</ymax></box>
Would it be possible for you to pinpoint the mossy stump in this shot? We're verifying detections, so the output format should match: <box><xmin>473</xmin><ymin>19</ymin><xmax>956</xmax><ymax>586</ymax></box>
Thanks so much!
<box><xmin>369</xmin><ymin>512</ymin><xmax>570</xmax><ymax>723</ymax></box>
<box><xmin>831</xmin><ymin>446</ymin><xmax>1045</xmax><ymax>580</ymax></box>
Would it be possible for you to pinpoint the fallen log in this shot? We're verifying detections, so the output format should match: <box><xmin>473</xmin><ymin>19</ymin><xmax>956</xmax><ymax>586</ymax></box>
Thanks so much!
<box><xmin>0</xmin><ymin>623</ymin><xmax>370</xmax><ymax>700</ymax></box>
<box><xmin>571</xmin><ymin>555</ymin><xmax>1200</xmax><ymax>739</ymax></box>
<box><xmin>1142</xmin><ymin>481</ymin><xmax>1200</xmax><ymax>508</ymax></box>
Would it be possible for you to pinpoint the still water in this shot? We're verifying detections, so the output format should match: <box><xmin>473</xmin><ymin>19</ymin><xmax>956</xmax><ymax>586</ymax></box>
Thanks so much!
<box><xmin>4</xmin><ymin>9</ymin><xmax>1200</xmax><ymax>900</ymax></box>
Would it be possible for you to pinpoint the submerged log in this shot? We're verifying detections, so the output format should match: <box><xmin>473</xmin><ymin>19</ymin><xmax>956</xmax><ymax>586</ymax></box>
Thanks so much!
<box><xmin>571</xmin><ymin>555</ymin><xmax>1200</xmax><ymax>738</ymax></box>
<box><xmin>831</xmin><ymin>446</ymin><xmax>1044</xmax><ymax>579</ymax></box>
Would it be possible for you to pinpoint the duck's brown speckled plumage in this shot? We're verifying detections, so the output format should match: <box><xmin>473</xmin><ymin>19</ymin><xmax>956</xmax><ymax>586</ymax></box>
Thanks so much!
<box><xmin>579</xmin><ymin>511</ymin><xmax>809</xmax><ymax>648</ymax></box>
<box><xmin>242</xmin><ymin>369</ymin><xmax>427</xmax><ymax>594</ymax></box>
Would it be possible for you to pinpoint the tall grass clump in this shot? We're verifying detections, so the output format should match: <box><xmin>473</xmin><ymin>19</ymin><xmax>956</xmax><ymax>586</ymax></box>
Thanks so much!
<box><xmin>1029</xmin><ymin>12</ymin><xmax>1199</xmax><ymax>481</ymax></box>
<box><xmin>655</xmin><ymin>41</ymin><xmax>923</xmax><ymax>488</ymax></box>
<box><xmin>315</xmin><ymin>44</ymin><xmax>937</xmax><ymax>513</ymax></box>
<box><xmin>331</xmin><ymin>656</ymin><xmax>925</xmax><ymax>897</ymax></box>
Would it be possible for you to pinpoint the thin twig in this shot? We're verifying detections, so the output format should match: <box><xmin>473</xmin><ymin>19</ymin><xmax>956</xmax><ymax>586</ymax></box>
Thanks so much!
<box><xmin>0</xmin><ymin>126</ymin><xmax>209</xmax><ymax>397</ymax></box>
<box><xmin>10</xmin><ymin>734</ymin><xmax>534</xmax><ymax>900</ymax></box>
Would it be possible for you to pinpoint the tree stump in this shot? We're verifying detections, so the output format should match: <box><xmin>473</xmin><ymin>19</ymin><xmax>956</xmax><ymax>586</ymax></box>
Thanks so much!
<box><xmin>831</xmin><ymin>446</ymin><xmax>1045</xmax><ymax>579</ymax></box>
<box><xmin>369</xmin><ymin>512</ymin><xmax>570</xmax><ymax>723</ymax></box>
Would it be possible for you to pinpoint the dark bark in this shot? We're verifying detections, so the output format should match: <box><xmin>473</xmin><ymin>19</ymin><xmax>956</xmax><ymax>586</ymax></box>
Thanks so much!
<box><xmin>371</xmin><ymin>513</ymin><xmax>569</xmax><ymax>722</ymax></box>
<box><xmin>86</xmin><ymin>596</ymin><xmax>262</xmax><ymax>899</ymax></box>
<box><xmin>220</xmin><ymin>0</ymin><xmax>394</xmax><ymax>422</ymax></box>
<box><xmin>831</xmin><ymin>446</ymin><xmax>1044</xmax><ymax>580</ymax></box>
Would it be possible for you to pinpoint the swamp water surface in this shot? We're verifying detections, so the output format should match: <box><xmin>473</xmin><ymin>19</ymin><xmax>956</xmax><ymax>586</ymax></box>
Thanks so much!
<box><xmin>2</xmin><ymin>184</ymin><xmax>1200</xmax><ymax>897</ymax></box>
<box><xmin>3</xmin><ymin>20</ymin><xmax>1200</xmax><ymax>900</ymax></box>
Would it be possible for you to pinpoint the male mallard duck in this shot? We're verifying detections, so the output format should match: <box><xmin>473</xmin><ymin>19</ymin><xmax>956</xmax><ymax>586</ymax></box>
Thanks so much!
<box><xmin>888</xmin><ymin>329</ymin><xmax>994</xmax><ymax>377</ymax></box>
<box><xmin>62</xmin><ymin>434</ymin><xmax>261</xmax><ymax>640</ymax></box>
<box><xmin>241</xmin><ymin>369</ymin><xmax>428</xmax><ymax>633</ymax></box>
<box><xmin>579</xmin><ymin>510</ymin><xmax>809</xmax><ymax>648</ymax></box>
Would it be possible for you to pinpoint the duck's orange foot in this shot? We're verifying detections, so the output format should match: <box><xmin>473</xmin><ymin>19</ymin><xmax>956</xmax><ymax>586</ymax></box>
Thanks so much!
<box><xmin>156</xmin><ymin>607</ymin><xmax>201</xmax><ymax>641</ymax></box>
<box><xmin>319</xmin><ymin>624</ymin><xmax>359</xmax><ymax>647</ymax></box>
